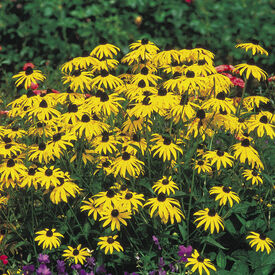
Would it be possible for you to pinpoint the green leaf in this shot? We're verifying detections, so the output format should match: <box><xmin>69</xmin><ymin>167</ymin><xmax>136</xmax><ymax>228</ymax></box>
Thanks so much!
<box><xmin>230</xmin><ymin>261</ymin><xmax>249</xmax><ymax>275</ymax></box>
<box><xmin>216</xmin><ymin>250</ymin><xmax>227</xmax><ymax>269</ymax></box>
<box><xmin>178</xmin><ymin>222</ymin><xmax>187</xmax><ymax>240</ymax></box>
<box><xmin>203</xmin><ymin>236</ymin><xmax>227</xmax><ymax>250</ymax></box>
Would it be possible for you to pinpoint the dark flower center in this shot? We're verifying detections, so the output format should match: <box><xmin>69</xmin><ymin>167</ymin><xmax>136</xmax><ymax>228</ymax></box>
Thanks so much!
<box><xmin>141</xmin><ymin>38</ymin><xmax>149</xmax><ymax>45</ymax></box>
<box><xmin>247</xmin><ymin>58</ymin><xmax>255</xmax><ymax>65</ymax></box>
<box><xmin>125</xmin><ymin>193</ymin><xmax>133</xmax><ymax>200</ymax></box>
<box><xmin>259</xmin><ymin>233</ymin><xmax>266</xmax><ymax>240</ymax></box>
<box><xmin>222</xmin><ymin>186</ymin><xmax>230</xmax><ymax>193</ymax></box>
<box><xmin>7</xmin><ymin>159</ymin><xmax>15</xmax><ymax>167</ymax></box>
<box><xmin>238</xmin><ymin>118</ymin><xmax>245</xmax><ymax>123</ymax></box>
<box><xmin>102</xmin><ymin>131</ymin><xmax>109</xmax><ymax>142</ymax></box>
<box><xmin>68</xmin><ymin>104</ymin><xmax>78</xmax><ymax>113</ymax></box>
<box><xmin>158</xmin><ymin>88</ymin><xmax>167</xmax><ymax>96</ymax></box>
<box><xmin>163</xmin><ymin>137</ymin><xmax>171</xmax><ymax>145</ymax></box>
<box><xmin>138</xmin><ymin>80</ymin><xmax>146</xmax><ymax>88</ymax></box>
<box><xmin>107</xmin><ymin>189</ymin><xmax>115</xmax><ymax>198</ymax></box>
<box><xmin>102</xmin><ymin>161</ymin><xmax>110</xmax><ymax>168</ymax></box>
<box><xmin>259</xmin><ymin>115</ymin><xmax>268</xmax><ymax>124</ymax></box>
<box><xmin>122</xmin><ymin>152</ymin><xmax>131</xmax><ymax>160</ymax></box>
<box><xmin>46</xmin><ymin>229</ymin><xmax>53</xmax><ymax>237</ymax></box>
<box><xmin>143</xmin><ymin>91</ymin><xmax>152</xmax><ymax>97</ymax></box>
<box><xmin>241</xmin><ymin>139</ymin><xmax>250</xmax><ymax>147</ymax></box>
<box><xmin>73</xmin><ymin>70</ymin><xmax>81</xmax><ymax>77</ymax></box>
<box><xmin>132</xmin><ymin>134</ymin><xmax>140</xmax><ymax>142</ymax></box>
<box><xmin>39</xmin><ymin>100</ymin><xmax>48</xmax><ymax>108</ymax></box>
<box><xmin>73</xmin><ymin>249</ymin><xmax>79</xmax><ymax>256</ymax></box>
<box><xmin>101</xmin><ymin>70</ymin><xmax>109</xmax><ymax>77</ymax></box>
<box><xmin>100</xmin><ymin>93</ymin><xmax>109</xmax><ymax>102</ymax></box>
<box><xmin>197</xmin><ymin>160</ymin><xmax>204</xmax><ymax>166</ymax></box>
<box><xmin>111</xmin><ymin>209</ymin><xmax>119</xmax><ymax>217</ymax></box>
<box><xmin>141</xmin><ymin>67</ymin><xmax>149</xmax><ymax>75</ymax></box>
<box><xmin>107</xmin><ymin>237</ymin><xmax>115</xmax><ymax>244</ymax></box>
<box><xmin>28</xmin><ymin>168</ymin><xmax>36</xmax><ymax>175</ymax></box>
<box><xmin>81</xmin><ymin>114</ymin><xmax>90</xmax><ymax>122</ymax></box>
<box><xmin>3</xmin><ymin>137</ymin><xmax>11</xmax><ymax>143</ymax></box>
<box><xmin>121</xmin><ymin>184</ymin><xmax>127</xmax><ymax>191</ymax></box>
<box><xmin>95</xmin><ymin>90</ymin><xmax>104</xmax><ymax>97</ymax></box>
<box><xmin>217</xmin><ymin>150</ymin><xmax>224</xmax><ymax>156</ymax></box>
<box><xmin>220</xmin><ymin>109</ymin><xmax>227</xmax><ymax>115</ymax></box>
<box><xmin>39</xmin><ymin>143</ymin><xmax>46</xmax><ymax>150</ymax></box>
<box><xmin>157</xmin><ymin>193</ymin><xmax>166</xmax><ymax>202</ymax></box>
<box><xmin>5</xmin><ymin>144</ymin><xmax>12</xmax><ymax>149</ymax></box>
<box><xmin>252</xmin><ymin>170</ymin><xmax>258</xmax><ymax>176</ymax></box>
<box><xmin>25</xmin><ymin>67</ymin><xmax>33</xmax><ymax>75</ymax></box>
<box><xmin>198</xmin><ymin>59</ymin><xmax>206</xmax><ymax>66</ymax></box>
<box><xmin>27</xmin><ymin>89</ymin><xmax>36</xmax><ymax>98</ymax></box>
<box><xmin>58</xmin><ymin>177</ymin><xmax>64</xmax><ymax>184</ymax></box>
<box><xmin>45</xmin><ymin>169</ymin><xmax>53</xmax><ymax>176</ymax></box>
<box><xmin>37</xmin><ymin>122</ymin><xmax>46</xmax><ymax>128</ymax></box>
<box><xmin>196</xmin><ymin>109</ymin><xmax>205</xmax><ymax>119</ymax></box>
<box><xmin>186</xmin><ymin>71</ymin><xmax>195</xmax><ymax>78</ymax></box>
<box><xmin>216</xmin><ymin>92</ymin><xmax>226</xmax><ymax>100</ymax></box>
<box><xmin>12</xmin><ymin>126</ymin><xmax>19</xmax><ymax>131</ymax></box>
<box><xmin>208</xmin><ymin>208</ymin><xmax>216</xmax><ymax>217</ymax></box>
<box><xmin>162</xmin><ymin>179</ymin><xmax>169</xmax><ymax>185</ymax></box>
<box><xmin>53</xmin><ymin>133</ymin><xmax>62</xmax><ymax>142</ymax></box>
<box><xmin>173</xmin><ymin>72</ymin><xmax>181</xmax><ymax>78</ymax></box>
<box><xmin>92</xmin><ymin>114</ymin><xmax>99</xmax><ymax>121</ymax></box>
<box><xmin>197</xmin><ymin>256</ymin><xmax>204</xmax><ymax>263</ymax></box>
<box><xmin>142</xmin><ymin>96</ymin><xmax>151</xmax><ymax>105</ymax></box>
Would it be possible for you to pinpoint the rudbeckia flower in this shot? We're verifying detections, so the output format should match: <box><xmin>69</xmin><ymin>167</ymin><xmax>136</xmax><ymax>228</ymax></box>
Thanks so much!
<box><xmin>204</xmin><ymin>150</ymin><xmax>234</xmax><ymax>170</ymax></box>
<box><xmin>90</xmin><ymin>43</ymin><xmax>120</xmax><ymax>59</ymax></box>
<box><xmin>63</xmin><ymin>244</ymin><xmax>91</xmax><ymax>265</ymax></box>
<box><xmin>242</xmin><ymin>169</ymin><xmax>263</xmax><ymax>185</ymax></box>
<box><xmin>97</xmin><ymin>235</ymin><xmax>123</xmax><ymax>254</ymax></box>
<box><xmin>236</xmin><ymin>42</ymin><xmax>268</xmax><ymax>56</ymax></box>
<box><xmin>35</xmin><ymin>228</ymin><xmax>64</xmax><ymax>250</ymax></box>
<box><xmin>246</xmin><ymin>232</ymin><xmax>274</xmax><ymax>254</ymax></box>
<box><xmin>234</xmin><ymin>62</ymin><xmax>267</xmax><ymax>81</ymax></box>
<box><xmin>80</xmin><ymin>198</ymin><xmax>103</xmax><ymax>221</ymax></box>
<box><xmin>209</xmin><ymin>186</ymin><xmax>240</xmax><ymax>207</ymax></box>
<box><xmin>152</xmin><ymin>176</ymin><xmax>179</xmax><ymax>196</ymax></box>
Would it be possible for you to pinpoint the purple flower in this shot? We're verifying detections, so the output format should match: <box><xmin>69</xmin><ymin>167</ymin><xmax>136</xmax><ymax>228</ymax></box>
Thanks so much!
<box><xmin>178</xmin><ymin>245</ymin><xmax>192</xmax><ymax>262</ymax></box>
<box><xmin>37</xmin><ymin>263</ymin><xmax>52</xmax><ymax>275</ymax></box>
<box><xmin>38</xmin><ymin>254</ymin><xmax>50</xmax><ymax>264</ymax></box>
<box><xmin>85</xmin><ymin>257</ymin><xmax>96</xmax><ymax>269</ymax></box>
<box><xmin>96</xmin><ymin>265</ymin><xmax>106</xmax><ymax>274</ymax></box>
<box><xmin>71</xmin><ymin>264</ymin><xmax>82</xmax><ymax>271</ymax></box>
<box><xmin>56</xmin><ymin>260</ymin><xmax>66</xmax><ymax>273</ymax></box>
<box><xmin>22</xmin><ymin>264</ymin><xmax>35</xmax><ymax>275</ymax></box>
<box><xmin>152</xmin><ymin>235</ymin><xmax>161</xmax><ymax>250</ymax></box>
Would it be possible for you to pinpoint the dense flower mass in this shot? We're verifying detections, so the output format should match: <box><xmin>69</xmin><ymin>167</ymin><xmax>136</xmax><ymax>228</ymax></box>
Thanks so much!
<box><xmin>1</xmin><ymin>39</ymin><xmax>274</xmax><ymax>274</ymax></box>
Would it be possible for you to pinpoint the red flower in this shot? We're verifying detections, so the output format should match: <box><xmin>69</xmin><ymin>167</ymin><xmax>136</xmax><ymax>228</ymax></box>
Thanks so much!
<box><xmin>215</xmin><ymin>65</ymin><xmax>238</xmax><ymax>73</ymax></box>
<box><xmin>0</xmin><ymin>255</ymin><xmax>8</xmax><ymax>265</ymax></box>
<box><xmin>30</xmin><ymin>82</ymin><xmax>39</xmax><ymax>90</ymax></box>
<box><xmin>268</xmin><ymin>76</ymin><xmax>275</xmax><ymax>82</ymax></box>
<box><xmin>23</xmin><ymin>62</ymin><xmax>35</xmax><ymax>71</ymax></box>
<box><xmin>185</xmin><ymin>0</ymin><xmax>193</xmax><ymax>3</ymax></box>
<box><xmin>222</xmin><ymin>73</ymin><xmax>245</xmax><ymax>88</ymax></box>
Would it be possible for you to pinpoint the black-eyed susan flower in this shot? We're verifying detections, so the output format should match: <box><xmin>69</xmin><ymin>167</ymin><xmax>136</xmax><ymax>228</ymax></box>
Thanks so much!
<box><xmin>12</xmin><ymin>67</ymin><xmax>46</xmax><ymax>90</ymax></box>
<box><xmin>243</xmin><ymin>96</ymin><xmax>269</xmax><ymax>111</ymax></box>
<box><xmin>80</xmin><ymin>198</ymin><xmax>103</xmax><ymax>221</ymax></box>
<box><xmin>61</xmin><ymin>103</ymin><xmax>84</xmax><ymax>125</ymax></box>
<box><xmin>194</xmin><ymin>158</ymin><xmax>212</xmax><ymax>174</ymax></box>
<box><xmin>150</xmin><ymin>87</ymin><xmax>176</xmax><ymax>111</ymax></box>
<box><xmin>34</xmin><ymin>228</ymin><xmax>63</xmax><ymax>250</ymax></box>
<box><xmin>246</xmin><ymin>232</ymin><xmax>274</xmax><ymax>254</ymax></box>
<box><xmin>28</xmin><ymin>121</ymin><xmax>56</xmax><ymax>137</ymax></box>
<box><xmin>231</xmin><ymin>138</ymin><xmax>264</xmax><ymax>169</ymax></box>
<box><xmin>0</xmin><ymin>158</ymin><xmax>27</xmax><ymax>182</ymax></box>
<box><xmin>129</xmin><ymin>39</ymin><xmax>159</xmax><ymax>60</ymax></box>
<box><xmin>0</xmin><ymin>140</ymin><xmax>25</xmax><ymax>159</ymax></box>
<box><xmin>111</xmin><ymin>152</ymin><xmax>144</xmax><ymax>178</ymax></box>
<box><xmin>247</xmin><ymin>112</ymin><xmax>275</xmax><ymax>139</ymax></box>
<box><xmin>234</xmin><ymin>62</ymin><xmax>267</xmax><ymax>81</ymax></box>
<box><xmin>194</xmin><ymin>208</ymin><xmax>224</xmax><ymax>234</ymax></box>
<box><xmin>97</xmin><ymin>235</ymin><xmax>123</xmax><ymax>254</ymax></box>
<box><xmin>236</xmin><ymin>42</ymin><xmax>268</xmax><ymax>56</ymax></box>
<box><xmin>122</xmin><ymin>116</ymin><xmax>152</xmax><ymax>135</ymax></box>
<box><xmin>90</xmin><ymin>70</ymin><xmax>123</xmax><ymax>90</ymax></box>
<box><xmin>99</xmin><ymin>203</ymin><xmax>132</xmax><ymax>231</ymax></box>
<box><xmin>206</xmin><ymin>72</ymin><xmax>232</xmax><ymax>94</ymax></box>
<box><xmin>151</xmin><ymin>134</ymin><xmax>183</xmax><ymax>162</ymax></box>
<box><xmin>62</xmin><ymin>244</ymin><xmax>91</xmax><ymax>264</ymax></box>
<box><xmin>36</xmin><ymin>166</ymin><xmax>65</xmax><ymax>189</ymax></box>
<box><xmin>144</xmin><ymin>193</ymin><xmax>182</xmax><ymax>223</ymax></box>
<box><xmin>19</xmin><ymin>167</ymin><xmax>39</xmax><ymax>189</ymax></box>
<box><xmin>131</xmin><ymin>67</ymin><xmax>161</xmax><ymax>86</ymax></box>
<box><xmin>28</xmin><ymin>142</ymin><xmax>54</xmax><ymax>164</ymax></box>
<box><xmin>185</xmin><ymin>249</ymin><xmax>216</xmax><ymax>275</ymax></box>
<box><xmin>209</xmin><ymin>186</ymin><xmax>240</xmax><ymax>207</ymax></box>
<box><xmin>152</xmin><ymin>176</ymin><xmax>179</xmax><ymax>196</ymax></box>
<box><xmin>62</xmin><ymin>70</ymin><xmax>93</xmax><ymax>93</ymax></box>
<box><xmin>90</xmin><ymin>43</ymin><xmax>120</xmax><ymax>59</ymax></box>
<box><xmin>127</xmin><ymin>96</ymin><xmax>158</xmax><ymax>118</ymax></box>
<box><xmin>4</xmin><ymin>126</ymin><xmax>27</xmax><ymax>140</ymax></box>
<box><xmin>153</xmin><ymin>49</ymin><xmax>181</xmax><ymax>67</ymax></box>
<box><xmin>124</xmin><ymin>133</ymin><xmax>147</xmax><ymax>155</ymax></box>
<box><xmin>92</xmin><ymin>131</ymin><xmax>120</xmax><ymax>155</ymax></box>
<box><xmin>242</xmin><ymin>169</ymin><xmax>263</xmax><ymax>185</ymax></box>
<box><xmin>120</xmin><ymin>191</ymin><xmax>145</xmax><ymax>212</ymax></box>
<box><xmin>93</xmin><ymin>189</ymin><xmax>121</xmax><ymax>208</ymax></box>
<box><xmin>204</xmin><ymin>150</ymin><xmax>234</xmax><ymax>170</ymax></box>
<box><xmin>94</xmin><ymin>156</ymin><xmax>113</xmax><ymax>175</ymax></box>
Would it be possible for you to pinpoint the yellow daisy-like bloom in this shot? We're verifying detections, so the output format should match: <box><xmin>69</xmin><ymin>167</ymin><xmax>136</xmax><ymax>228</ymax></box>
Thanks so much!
<box><xmin>90</xmin><ymin>58</ymin><xmax>119</xmax><ymax>73</ymax></box>
<box><xmin>34</xmin><ymin>228</ymin><xmax>63</xmax><ymax>250</ymax></box>
<box><xmin>236</xmin><ymin>42</ymin><xmax>268</xmax><ymax>56</ymax></box>
<box><xmin>63</xmin><ymin>244</ymin><xmax>91</xmax><ymax>265</ymax></box>
<box><xmin>36</xmin><ymin>166</ymin><xmax>65</xmax><ymax>189</ymax></box>
<box><xmin>247</xmin><ymin>112</ymin><xmax>275</xmax><ymax>139</ymax></box>
<box><xmin>204</xmin><ymin>150</ymin><xmax>234</xmax><ymax>170</ymax></box>
<box><xmin>0</xmin><ymin>158</ymin><xmax>27</xmax><ymax>182</ymax></box>
<box><xmin>185</xmin><ymin>249</ymin><xmax>216</xmax><ymax>275</ymax></box>
<box><xmin>231</xmin><ymin>138</ymin><xmax>264</xmax><ymax>169</ymax></box>
<box><xmin>234</xmin><ymin>63</ymin><xmax>267</xmax><ymax>81</ymax></box>
<box><xmin>80</xmin><ymin>198</ymin><xmax>103</xmax><ymax>221</ymax></box>
<box><xmin>129</xmin><ymin>39</ymin><xmax>159</xmax><ymax>55</ymax></box>
<box><xmin>243</xmin><ymin>96</ymin><xmax>269</xmax><ymax>111</ymax></box>
<box><xmin>90</xmin><ymin>70</ymin><xmax>123</xmax><ymax>90</ymax></box>
<box><xmin>28</xmin><ymin>142</ymin><xmax>54</xmax><ymax>164</ymax></box>
<box><xmin>242</xmin><ymin>169</ymin><xmax>263</xmax><ymax>185</ymax></box>
<box><xmin>131</xmin><ymin>67</ymin><xmax>161</xmax><ymax>86</ymax></box>
<box><xmin>209</xmin><ymin>186</ymin><xmax>240</xmax><ymax>207</ymax></box>
<box><xmin>92</xmin><ymin>131</ymin><xmax>120</xmax><ymax>155</ymax></box>
<box><xmin>124</xmin><ymin>133</ymin><xmax>147</xmax><ymax>156</ymax></box>
<box><xmin>122</xmin><ymin>116</ymin><xmax>152</xmax><ymax>135</ymax></box>
<box><xmin>111</xmin><ymin>152</ymin><xmax>144</xmax><ymax>178</ymax></box>
<box><xmin>151</xmin><ymin>134</ymin><xmax>183</xmax><ymax>162</ymax></box>
<box><xmin>93</xmin><ymin>189</ymin><xmax>121</xmax><ymax>208</ymax></box>
<box><xmin>61</xmin><ymin>56</ymin><xmax>97</xmax><ymax>73</ymax></box>
<box><xmin>99</xmin><ymin>203</ymin><xmax>132</xmax><ymax>231</ymax></box>
<box><xmin>28</xmin><ymin>121</ymin><xmax>56</xmax><ymax>138</ymax></box>
<box><xmin>153</xmin><ymin>49</ymin><xmax>180</xmax><ymax>67</ymax></box>
<box><xmin>194</xmin><ymin>158</ymin><xmax>212</xmax><ymax>174</ymax></box>
<box><xmin>206</xmin><ymin>72</ymin><xmax>232</xmax><ymax>94</ymax></box>
<box><xmin>98</xmin><ymin>235</ymin><xmax>123</xmax><ymax>254</ymax></box>
<box><xmin>120</xmin><ymin>191</ymin><xmax>145</xmax><ymax>212</ymax></box>
<box><xmin>152</xmin><ymin>176</ymin><xmax>179</xmax><ymax>196</ymax></box>
<box><xmin>246</xmin><ymin>232</ymin><xmax>274</xmax><ymax>254</ymax></box>
<box><xmin>194</xmin><ymin>208</ymin><xmax>224</xmax><ymax>234</ymax></box>
<box><xmin>62</xmin><ymin>70</ymin><xmax>93</xmax><ymax>93</ymax></box>
<box><xmin>144</xmin><ymin>193</ymin><xmax>182</xmax><ymax>223</ymax></box>
<box><xmin>90</xmin><ymin>43</ymin><xmax>120</xmax><ymax>59</ymax></box>
<box><xmin>12</xmin><ymin>67</ymin><xmax>46</xmax><ymax>90</ymax></box>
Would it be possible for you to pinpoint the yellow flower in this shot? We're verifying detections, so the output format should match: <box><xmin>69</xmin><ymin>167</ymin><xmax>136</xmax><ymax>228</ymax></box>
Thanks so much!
<box><xmin>152</xmin><ymin>176</ymin><xmax>179</xmax><ymax>196</ymax></box>
<box><xmin>234</xmin><ymin>63</ymin><xmax>267</xmax><ymax>81</ymax></box>
<box><xmin>246</xmin><ymin>232</ymin><xmax>274</xmax><ymax>254</ymax></box>
<box><xmin>204</xmin><ymin>150</ymin><xmax>234</xmax><ymax>170</ymax></box>
<box><xmin>90</xmin><ymin>43</ymin><xmax>120</xmax><ymax>59</ymax></box>
<box><xmin>242</xmin><ymin>169</ymin><xmax>263</xmax><ymax>185</ymax></box>
<box><xmin>35</xmin><ymin>228</ymin><xmax>63</xmax><ymax>250</ymax></box>
<box><xmin>63</xmin><ymin>244</ymin><xmax>91</xmax><ymax>264</ymax></box>
<box><xmin>236</xmin><ymin>42</ymin><xmax>268</xmax><ymax>56</ymax></box>
<box><xmin>98</xmin><ymin>235</ymin><xmax>123</xmax><ymax>254</ymax></box>
<box><xmin>209</xmin><ymin>186</ymin><xmax>240</xmax><ymax>207</ymax></box>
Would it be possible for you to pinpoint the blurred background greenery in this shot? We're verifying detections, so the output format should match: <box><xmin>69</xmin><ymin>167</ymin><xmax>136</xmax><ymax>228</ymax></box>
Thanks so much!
<box><xmin>0</xmin><ymin>0</ymin><xmax>274</xmax><ymax>79</ymax></box>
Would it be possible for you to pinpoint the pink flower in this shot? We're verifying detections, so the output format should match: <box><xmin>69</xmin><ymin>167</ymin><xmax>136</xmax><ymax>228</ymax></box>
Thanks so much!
<box><xmin>23</xmin><ymin>62</ymin><xmax>35</xmax><ymax>71</ymax></box>
<box><xmin>0</xmin><ymin>255</ymin><xmax>8</xmax><ymax>265</ymax></box>
<box><xmin>215</xmin><ymin>65</ymin><xmax>236</xmax><ymax>73</ymax></box>
<box><xmin>30</xmin><ymin>82</ymin><xmax>39</xmax><ymax>90</ymax></box>
<box><xmin>185</xmin><ymin>0</ymin><xmax>193</xmax><ymax>3</ymax></box>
